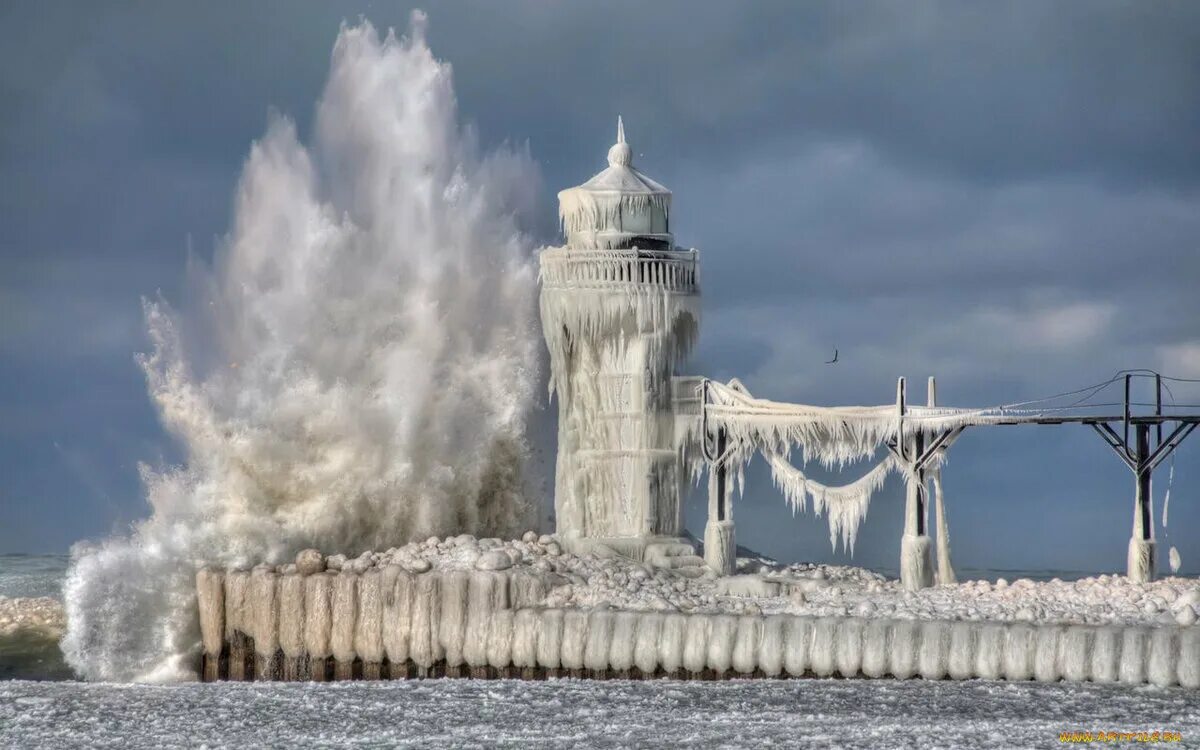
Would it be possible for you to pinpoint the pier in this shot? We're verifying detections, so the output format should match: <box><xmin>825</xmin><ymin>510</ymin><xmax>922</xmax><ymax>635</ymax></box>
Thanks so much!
<box><xmin>197</xmin><ymin>564</ymin><xmax>1200</xmax><ymax>687</ymax></box>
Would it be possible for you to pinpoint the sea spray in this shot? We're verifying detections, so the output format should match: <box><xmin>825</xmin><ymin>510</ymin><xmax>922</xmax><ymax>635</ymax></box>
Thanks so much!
<box><xmin>63</xmin><ymin>14</ymin><xmax>542</xmax><ymax>681</ymax></box>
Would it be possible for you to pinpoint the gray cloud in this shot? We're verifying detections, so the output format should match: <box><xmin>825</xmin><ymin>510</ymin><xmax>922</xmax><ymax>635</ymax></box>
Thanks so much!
<box><xmin>1</xmin><ymin>2</ymin><xmax>1197</xmax><ymax>569</ymax></box>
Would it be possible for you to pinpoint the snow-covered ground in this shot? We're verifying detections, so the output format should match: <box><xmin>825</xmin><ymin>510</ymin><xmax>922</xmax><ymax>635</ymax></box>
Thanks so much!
<box><xmin>315</xmin><ymin>534</ymin><xmax>1200</xmax><ymax>628</ymax></box>
<box><xmin>2</xmin><ymin>677</ymin><xmax>1196</xmax><ymax>749</ymax></box>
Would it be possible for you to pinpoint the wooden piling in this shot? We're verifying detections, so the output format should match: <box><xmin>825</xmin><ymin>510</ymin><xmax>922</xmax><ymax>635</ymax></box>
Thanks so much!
<box><xmin>228</xmin><ymin>632</ymin><xmax>248</xmax><ymax>681</ymax></box>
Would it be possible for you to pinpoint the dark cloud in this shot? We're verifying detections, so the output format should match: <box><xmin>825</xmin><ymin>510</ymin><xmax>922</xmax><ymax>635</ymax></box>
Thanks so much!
<box><xmin>1</xmin><ymin>2</ymin><xmax>1197</xmax><ymax>571</ymax></box>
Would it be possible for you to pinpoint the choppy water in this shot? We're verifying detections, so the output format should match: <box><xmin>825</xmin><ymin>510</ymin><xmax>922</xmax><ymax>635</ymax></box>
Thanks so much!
<box><xmin>0</xmin><ymin>554</ymin><xmax>67</xmax><ymax>599</ymax></box>
<box><xmin>0</xmin><ymin>555</ymin><xmax>71</xmax><ymax>681</ymax></box>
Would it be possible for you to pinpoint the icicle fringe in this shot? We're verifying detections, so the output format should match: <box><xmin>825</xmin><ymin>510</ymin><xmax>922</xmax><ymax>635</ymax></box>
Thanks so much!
<box><xmin>765</xmin><ymin>452</ymin><xmax>894</xmax><ymax>554</ymax></box>
<box><xmin>558</xmin><ymin>191</ymin><xmax>671</xmax><ymax>239</ymax></box>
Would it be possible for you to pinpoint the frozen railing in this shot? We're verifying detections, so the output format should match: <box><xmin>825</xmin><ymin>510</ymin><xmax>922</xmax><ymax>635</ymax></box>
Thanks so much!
<box><xmin>539</xmin><ymin>248</ymin><xmax>699</xmax><ymax>293</ymax></box>
<box><xmin>671</xmin><ymin>376</ymin><xmax>705</xmax><ymax>417</ymax></box>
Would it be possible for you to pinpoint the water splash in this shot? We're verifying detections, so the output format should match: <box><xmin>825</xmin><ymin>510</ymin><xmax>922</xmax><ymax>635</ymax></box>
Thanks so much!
<box><xmin>63</xmin><ymin>15</ymin><xmax>543</xmax><ymax>681</ymax></box>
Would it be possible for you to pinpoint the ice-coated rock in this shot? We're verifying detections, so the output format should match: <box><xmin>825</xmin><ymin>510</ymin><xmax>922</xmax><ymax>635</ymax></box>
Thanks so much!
<box><xmin>1177</xmin><ymin>606</ymin><xmax>1198</xmax><ymax>626</ymax></box>
<box><xmin>522</xmin><ymin>530</ymin><xmax>538</xmax><ymax>543</ymax></box>
<box><xmin>476</xmin><ymin>550</ymin><xmax>514</xmax><ymax>571</ymax></box>
<box><xmin>1173</xmin><ymin>589</ymin><xmax>1200</xmax><ymax>611</ymax></box>
<box><xmin>544</xmin><ymin>541</ymin><xmax>563</xmax><ymax>556</ymax></box>
<box><xmin>538</xmin><ymin>534</ymin><xmax>555</xmax><ymax>546</ymax></box>
<box><xmin>295</xmin><ymin>549</ymin><xmax>325</xmax><ymax>576</ymax></box>
<box><xmin>402</xmin><ymin>558</ymin><xmax>432</xmax><ymax>574</ymax></box>
<box><xmin>346</xmin><ymin>551</ymin><xmax>374</xmax><ymax>573</ymax></box>
<box><xmin>716</xmin><ymin>575</ymin><xmax>781</xmax><ymax>598</ymax></box>
<box><xmin>327</xmin><ymin>553</ymin><xmax>349</xmax><ymax>570</ymax></box>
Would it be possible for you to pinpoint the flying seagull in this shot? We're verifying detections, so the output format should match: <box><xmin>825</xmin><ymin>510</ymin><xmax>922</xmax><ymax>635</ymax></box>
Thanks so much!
<box><xmin>826</xmin><ymin>349</ymin><xmax>839</xmax><ymax>364</ymax></box>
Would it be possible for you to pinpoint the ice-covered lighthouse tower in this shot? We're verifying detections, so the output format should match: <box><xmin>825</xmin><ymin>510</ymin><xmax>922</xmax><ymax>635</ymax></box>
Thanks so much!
<box><xmin>539</xmin><ymin>119</ymin><xmax>700</xmax><ymax>559</ymax></box>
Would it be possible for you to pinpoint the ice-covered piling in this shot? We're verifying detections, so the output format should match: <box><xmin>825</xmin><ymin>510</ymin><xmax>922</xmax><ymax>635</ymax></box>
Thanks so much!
<box><xmin>249</xmin><ymin>566</ymin><xmax>280</xmax><ymax>680</ymax></box>
<box><xmin>277</xmin><ymin>573</ymin><xmax>306</xmax><ymax>680</ymax></box>
<box><xmin>303</xmin><ymin>572</ymin><xmax>333</xmax><ymax>680</ymax></box>
<box><xmin>330</xmin><ymin>571</ymin><xmax>358</xmax><ymax>679</ymax></box>
<box><xmin>382</xmin><ymin>566</ymin><xmax>414</xmax><ymax>668</ymax></box>
<box><xmin>195</xmin><ymin>568</ymin><xmax>224</xmax><ymax>682</ymax></box>
<box><xmin>223</xmin><ymin>570</ymin><xmax>250</xmax><ymax>680</ymax></box>
<box><xmin>356</xmin><ymin>569</ymin><xmax>384</xmax><ymax>678</ymax></box>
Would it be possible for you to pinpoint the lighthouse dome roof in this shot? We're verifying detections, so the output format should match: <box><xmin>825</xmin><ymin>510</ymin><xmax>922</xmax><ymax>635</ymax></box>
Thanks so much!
<box><xmin>557</xmin><ymin>117</ymin><xmax>672</xmax><ymax>249</ymax></box>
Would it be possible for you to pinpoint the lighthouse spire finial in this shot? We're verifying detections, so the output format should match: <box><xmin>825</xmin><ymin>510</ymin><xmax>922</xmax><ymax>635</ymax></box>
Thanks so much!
<box><xmin>608</xmin><ymin>115</ymin><xmax>632</xmax><ymax>168</ymax></box>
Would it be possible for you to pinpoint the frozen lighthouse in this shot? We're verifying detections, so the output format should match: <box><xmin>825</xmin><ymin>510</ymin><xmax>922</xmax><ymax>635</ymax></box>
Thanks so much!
<box><xmin>539</xmin><ymin>119</ymin><xmax>703</xmax><ymax>567</ymax></box>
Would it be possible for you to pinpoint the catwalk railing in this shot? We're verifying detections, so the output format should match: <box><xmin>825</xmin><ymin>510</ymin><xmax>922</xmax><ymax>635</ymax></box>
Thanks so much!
<box><xmin>539</xmin><ymin>248</ymin><xmax>699</xmax><ymax>292</ymax></box>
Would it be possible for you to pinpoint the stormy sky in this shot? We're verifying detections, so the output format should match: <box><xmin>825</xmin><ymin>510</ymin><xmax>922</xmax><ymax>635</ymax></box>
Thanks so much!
<box><xmin>2</xmin><ymin>1</ymin><xmax>1198</xmax><ymax>575</ymax></box>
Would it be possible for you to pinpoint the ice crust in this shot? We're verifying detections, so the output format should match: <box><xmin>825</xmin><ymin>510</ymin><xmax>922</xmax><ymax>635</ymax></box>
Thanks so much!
<box><xmin>299</xmin><ymin>534</ymin><xmax>1200</xmax><ymax>629</ymax></box>
<box><xmin>5</xmin><ymin>678</ymin><xmax>1198</xmax><ymax>750</ymax></box>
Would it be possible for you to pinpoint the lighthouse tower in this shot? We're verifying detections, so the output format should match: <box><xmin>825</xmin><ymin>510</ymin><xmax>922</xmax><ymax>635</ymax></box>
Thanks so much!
<box><xmin>539</xmin><ymin>119</ymin><xmax>700</xmax><ymax>560</ymax></box>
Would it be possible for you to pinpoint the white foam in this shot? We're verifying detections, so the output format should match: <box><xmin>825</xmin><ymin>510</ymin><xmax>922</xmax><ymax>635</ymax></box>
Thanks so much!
<box><xmin>62</xmin><ymin>15</ymin><xmax>541</xmax><ymax>682</ymax></box>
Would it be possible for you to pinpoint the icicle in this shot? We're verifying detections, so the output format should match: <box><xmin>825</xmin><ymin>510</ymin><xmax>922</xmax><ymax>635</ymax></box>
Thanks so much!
<box><xmin>932</xmin><ymin>471</ymin><xmax>956</xmax><ymax>584</ymax></box>
<box><xmin>1161</xmin><ymin>459</ymin><xmax>1174</xmax><ymax>528</ymax></box>
<box><xmin>764</xmin><ymin>451</ymin><xmax>894</xmax><ymax>554</ymax></box>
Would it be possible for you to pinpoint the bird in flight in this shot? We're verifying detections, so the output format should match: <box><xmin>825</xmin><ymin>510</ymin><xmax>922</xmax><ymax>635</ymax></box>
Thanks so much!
<box><xmin>826</xmin><ymin>349</ymin><xmax>839</xmax><ymax>364</ymax></box>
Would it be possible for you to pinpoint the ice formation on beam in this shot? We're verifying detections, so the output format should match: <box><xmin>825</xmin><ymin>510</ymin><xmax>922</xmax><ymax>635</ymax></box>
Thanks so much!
<box><xmin>703</xmin><ymin>379</ymin><xmax>987</xmax><ymax>469</ymax></box>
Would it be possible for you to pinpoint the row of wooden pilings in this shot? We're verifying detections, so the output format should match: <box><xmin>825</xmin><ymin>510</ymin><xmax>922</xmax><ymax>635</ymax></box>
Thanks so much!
<box><xmin>196</xmin><ymin>567</ymin><xmax>1199</xmax><ymax>687</ymax></box>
